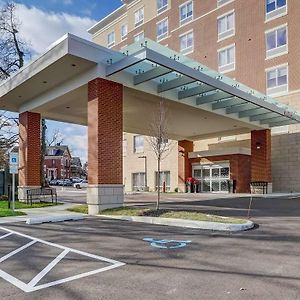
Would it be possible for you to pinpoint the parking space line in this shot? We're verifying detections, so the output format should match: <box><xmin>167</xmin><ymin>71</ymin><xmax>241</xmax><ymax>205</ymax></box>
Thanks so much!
<box><xmin>28</xmin><ymin>249</ymin><xmax>69</xmax><ymax>287</ymax></box>
<box><xmin>0</xmin><ymin>226</ymin><xmax>126</xmax><ymax>293</ymax></box>
<box><xmin>0</xmin><ymin>233</ymin><xmax>13</xmax><ymax>240</ymax></box>
<box><xmin>0</xmin><ymin>240</ymin><xmax>36</xmax><ymax>263</ymax></box>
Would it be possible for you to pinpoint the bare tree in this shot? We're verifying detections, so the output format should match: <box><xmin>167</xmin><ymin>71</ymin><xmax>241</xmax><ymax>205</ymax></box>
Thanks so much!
<box><xmin>148</xmin><ymin>98</ymin><xmax>174</xmax><ymax>210</ymax></box>
<box><xmin>0</xmin><ymin>2</ymin><xmax>29</xmax><ymax>80</ymax></box>
<box><xmin>46</xmin><ymin>128</ymin><xmax>64</xmax><ymax>146</ymax></box>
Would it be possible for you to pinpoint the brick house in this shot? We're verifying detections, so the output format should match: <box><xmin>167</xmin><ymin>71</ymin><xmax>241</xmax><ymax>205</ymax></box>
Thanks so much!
<box><xmin>44</xmin><ymin>145</ymin><xmax>72</xmax><ymax>180</ymax></box>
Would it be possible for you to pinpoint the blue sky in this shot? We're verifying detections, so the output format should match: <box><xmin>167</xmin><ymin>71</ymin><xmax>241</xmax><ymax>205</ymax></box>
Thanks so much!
<box><xmin>16</xmin><ymin>0</ymin><xmax>123</xmax><ymax>20</ymax></box>
<box><xmin>8</xmin><ymin>0</ymin><xmax>124</xmax><ymax>162</ymax></box>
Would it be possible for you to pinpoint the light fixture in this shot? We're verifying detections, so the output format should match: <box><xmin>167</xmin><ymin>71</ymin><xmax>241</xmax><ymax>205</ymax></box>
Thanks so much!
<box><xmin>256</xmin><ymin>142</ymin><xmax>262</xmax><ymax>150</ymax></box>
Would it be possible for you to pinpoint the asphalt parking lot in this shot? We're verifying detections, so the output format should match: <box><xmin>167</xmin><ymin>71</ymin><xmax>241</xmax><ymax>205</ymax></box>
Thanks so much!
<box><xmin>0</xmin><ymin>193</ymin><xmax>299</xmax><ymax>300</ymax></box>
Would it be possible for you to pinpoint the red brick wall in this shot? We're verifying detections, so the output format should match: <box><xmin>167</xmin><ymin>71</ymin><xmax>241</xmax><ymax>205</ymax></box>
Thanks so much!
<box><xmin>251</xmin><ymin>129</ymin><xmax>272</xmax><ymax>182</ymax></box>
<box><xmin>178</xmin><ymin>140</ymin><xmax>194</xmax><ymax>188</ymax></box>
<box><xmin>189</xmin><ymin>154</ymin><xmax>251</xmax><ymax>193</ymax></box>
<box><xmin>88</xmin><ymin>78</ymin><xmax>123</xmax><ymax>185</ymax></box>
<box><xmin>19</xmin><ymin>112</ymin><xmax>41</xmax><ymax>187</ymax></box>
<box><xmin>44</xmin><ymin>158</ymin><xmax>71</xmax><ymax>179</ymax></box>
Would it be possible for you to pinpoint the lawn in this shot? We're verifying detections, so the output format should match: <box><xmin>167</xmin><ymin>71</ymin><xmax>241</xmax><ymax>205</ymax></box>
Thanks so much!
<box><xmin>67</xmin><ymin>205</ymin><xmax>247</xmax><ymax>224</ymax></box>
<box><xmin>0</xmin><ymin>200</ymin><xmax>61</xmax><ymax>218</ymax></box>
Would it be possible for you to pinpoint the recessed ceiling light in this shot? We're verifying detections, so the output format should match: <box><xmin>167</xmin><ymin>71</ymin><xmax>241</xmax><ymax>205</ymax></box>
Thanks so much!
<box><xmin>43</xmin><ymin>81</ymin><xmax>47</xmax><ymax>84</ymax></box>
<box><xmin>18</xmin><ymin>95</ymin><xmax>22</xmax><ymax>98</ymax></box>
<box><xmin>71</xmin><ymin>64</ymin><xmax>76</xmax><ymax>67</ymax></box>
<box><xmin>66</xmin><ymin>106</ymin><xmax>70</xmax><ymax>109</ymax></box>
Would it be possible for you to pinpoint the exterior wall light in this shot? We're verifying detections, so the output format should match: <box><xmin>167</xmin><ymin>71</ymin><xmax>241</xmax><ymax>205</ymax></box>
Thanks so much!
<box><xmin>256</xmin><ymin>142</ymin><xmax>262</xmax><ymax>150</ymax></box>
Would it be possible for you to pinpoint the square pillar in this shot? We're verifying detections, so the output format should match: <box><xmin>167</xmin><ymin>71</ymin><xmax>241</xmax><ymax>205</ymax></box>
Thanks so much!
<box><xmin>251</xmin><ymin>129</ymin><xmax>272</xmax><ymax>191</ymax></box>
<box><xmin>87</xmin><ymin>78</ymin><xmax>124</xmax><ymax>214</ymax></box>
<box><xmin>18</xmin><ymin>112</ymin><xmax>41</xmax><ymax>201</ymax></box>
<box><xmin>178</xmin><ymin>140</ymin><xmax>194</xmax><ymax>192</ymax></box>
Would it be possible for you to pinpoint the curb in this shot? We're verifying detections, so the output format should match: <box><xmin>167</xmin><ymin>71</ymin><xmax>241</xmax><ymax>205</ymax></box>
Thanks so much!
<box><xmin>26</xmin><ymin>214</ymin><xmax>84</xmax><ymax>225</ymax></box>
<box><xmin>98</xmin><ymin>215</ymin><xmax>254</xmax><ymax>232</ymax></box>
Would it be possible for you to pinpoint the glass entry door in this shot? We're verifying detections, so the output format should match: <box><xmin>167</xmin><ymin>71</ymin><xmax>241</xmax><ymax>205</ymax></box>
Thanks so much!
<box><xmin>193</xmin><ymin>162</ymin><xmax>230</xmax><ymax>193</ymax></box>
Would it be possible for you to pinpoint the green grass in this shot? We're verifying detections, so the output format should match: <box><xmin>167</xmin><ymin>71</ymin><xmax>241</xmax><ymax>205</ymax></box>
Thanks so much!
<box><xmin>0</xmin><ymin>209</ymin><xmax>26</xmax><ymax>217</ymax></box>
<box><xmin>67</xmin><ymin>205</ymin><xmax>247</xmax><ymax>224</ymax></box>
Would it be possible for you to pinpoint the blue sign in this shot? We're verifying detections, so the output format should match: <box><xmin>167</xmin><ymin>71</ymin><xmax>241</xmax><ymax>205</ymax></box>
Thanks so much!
<box><xmin>143</xmin><ymin>238</ymin><xmax>191</xmax><ymax>249</ymax></box>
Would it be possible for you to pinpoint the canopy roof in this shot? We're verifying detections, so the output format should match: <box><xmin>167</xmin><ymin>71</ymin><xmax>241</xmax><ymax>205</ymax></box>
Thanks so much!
<box><xmin>0</xmin><ymin>34</ymin><xmax>299</xmax><ymax>140</ymax></box>
<box><xmin>107</xmin><ymin>39</ymin><xmax>300</xmax><ymax>128</ymax></box>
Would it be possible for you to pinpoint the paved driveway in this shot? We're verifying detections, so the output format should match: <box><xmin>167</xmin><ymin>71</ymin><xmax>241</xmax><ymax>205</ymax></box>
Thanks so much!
<box><xmin>0</xmin><ymin>194</ymin><xmax>299</xmax><ymax>300</ymax></box>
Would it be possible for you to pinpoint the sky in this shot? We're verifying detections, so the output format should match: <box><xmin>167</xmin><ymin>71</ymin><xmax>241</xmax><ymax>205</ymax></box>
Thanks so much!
<box><xmin>4</xmin><ymin>0</ymin><xmax>123</xmax><ymax>163</ymax></box>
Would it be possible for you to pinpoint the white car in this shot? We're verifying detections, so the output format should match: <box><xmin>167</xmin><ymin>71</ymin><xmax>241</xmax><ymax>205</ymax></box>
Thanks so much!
<box><xmin>73</xmin><ymin>180</ymin><xmax>88</xmax><ymax>189</ymax></box>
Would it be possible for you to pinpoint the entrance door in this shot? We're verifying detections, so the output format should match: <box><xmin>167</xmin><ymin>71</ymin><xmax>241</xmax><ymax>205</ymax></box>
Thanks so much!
<box><xmin>193</xmin><ymin>162</ymin><xmax>230</xmax><ymax>193</ymax></box>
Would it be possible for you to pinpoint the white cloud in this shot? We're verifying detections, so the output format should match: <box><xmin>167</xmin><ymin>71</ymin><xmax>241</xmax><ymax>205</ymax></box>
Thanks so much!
<box><xmin>15</xmin><ymin>3</ymin><xmax>96</xmax><ymax>54</ymax></box>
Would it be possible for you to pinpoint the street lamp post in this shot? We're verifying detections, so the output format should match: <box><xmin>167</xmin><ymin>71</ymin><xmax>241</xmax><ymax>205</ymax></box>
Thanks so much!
<box><xmin>138</xmin><ymin>156</ymin><xmax>148</xmax><ymax>192</ymax></box>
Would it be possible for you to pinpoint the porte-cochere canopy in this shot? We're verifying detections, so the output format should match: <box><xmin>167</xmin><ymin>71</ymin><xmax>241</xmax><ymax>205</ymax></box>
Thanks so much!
<box><xmin>0</xmin><ymin>34</ymin><xmax>299</xmax><ymax>140</ymax></box>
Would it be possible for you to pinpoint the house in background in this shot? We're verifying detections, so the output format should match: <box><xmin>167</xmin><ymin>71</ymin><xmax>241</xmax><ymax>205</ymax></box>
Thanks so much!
<box><xmin>70</xmin><ymin>157</ymin><xmax>86</xmax><ymax>178</ymax></box>
<box><xmin>44</xmin><ymin>144</ymin><xmax>72</xmax><ymax>180</ymax></box>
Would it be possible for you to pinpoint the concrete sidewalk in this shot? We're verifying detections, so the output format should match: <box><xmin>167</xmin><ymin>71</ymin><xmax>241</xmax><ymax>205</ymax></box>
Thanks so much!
<box><xmin>0</xmin><ymin>203</ymin><xmax>85</xmax><ymax>224</ymax></box>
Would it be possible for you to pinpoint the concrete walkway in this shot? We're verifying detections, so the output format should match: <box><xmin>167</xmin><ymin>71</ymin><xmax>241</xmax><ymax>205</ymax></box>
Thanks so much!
<box><xmin>0</xmin><ymin>203</ymin><xmax>84</xmax><ymax>224</ymax></box>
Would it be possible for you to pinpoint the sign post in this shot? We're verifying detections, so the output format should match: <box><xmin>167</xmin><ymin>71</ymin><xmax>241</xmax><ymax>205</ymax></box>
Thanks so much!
<box><xmin>9</xmin><ymin>152</ymin><xmax>19</xmax><ymax>211</ymax></box>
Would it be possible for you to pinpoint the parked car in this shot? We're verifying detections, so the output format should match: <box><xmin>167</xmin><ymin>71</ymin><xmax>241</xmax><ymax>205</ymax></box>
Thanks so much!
<box><xmin>71</xmin><ymin>177</ymin><xmax>83</xmax><ymax>183</ymax></box>
<box><xmin>49</xmin><ymin>179</ymin><xmax>58</xmax><ymax>186</ymax></box>
<box><xmin>57</xmin><ymin>179</ymin><xmax>73</xmax><ymax>186</ymax></box>
<box><xmin>73</xmin><ymin>180</ymin><xmax>88</xmax><ymax>189</ymax></box>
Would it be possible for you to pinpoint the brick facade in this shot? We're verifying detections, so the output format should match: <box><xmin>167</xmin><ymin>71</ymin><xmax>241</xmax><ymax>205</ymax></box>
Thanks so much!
<box><xmin>251</xmin><ymin>129</ymin><xmax>272</xmax><ymax>182</ymax></box>
<box><xmin>19</xmin><ymin>112</ymin><xmax>41</xmax><ymax>187</ymax></box>
<box><xmin>88</xmin><ymin>78</ymin><xmax>123</xmax><ymax>185</ymax></box>
<box><xmin>178</xmin><ymin>140</ymin><xmax>194</xmax><ymax>191</ymax></box>
<box><xmin>189</xmin><ymin>154</ymin><xmax>251</xmax><ymax>193</ymax></box>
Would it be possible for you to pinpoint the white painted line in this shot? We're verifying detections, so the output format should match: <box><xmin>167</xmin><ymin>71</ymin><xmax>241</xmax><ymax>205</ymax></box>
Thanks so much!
<box><xmin>28</xmin><ymin>249</ymin><xmax>69</xmax><ymax>287</ymax></box>
<box><xmin>0</xmin><ymin>232</ymin><xmax>13</xmax><ymax>240</ymax></box>
<box><xmin>0</xmin><ymin>226</ymin><xmax>126</xmax><ymax>293</ymax></box>
<box><xmin>0</xmin><ymin>270</ymin><xmax>31</xmax><ymax>293</ymax></box>
<box><xmin>0</xmin><ymin>240</ymin><xmax>36</xmax><ymax>263</ymax></box>
<box><xmin>31</xmin><ymin>262</ymin><xmax>125</xmax><ymax>292</ymax></box>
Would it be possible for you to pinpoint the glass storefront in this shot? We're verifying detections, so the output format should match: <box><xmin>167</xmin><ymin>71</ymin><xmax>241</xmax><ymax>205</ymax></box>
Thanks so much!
<box><xmin>192</xmin><ymin>162</ymin><xmax>230</xmax><ymax>193</ymax></box>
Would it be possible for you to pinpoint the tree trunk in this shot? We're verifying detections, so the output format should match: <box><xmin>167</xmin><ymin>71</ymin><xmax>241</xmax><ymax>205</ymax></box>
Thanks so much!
<box><xmin>157</xmin><ymin>157</ymin><xmax>160</xmax><ymax>210</ymax></box>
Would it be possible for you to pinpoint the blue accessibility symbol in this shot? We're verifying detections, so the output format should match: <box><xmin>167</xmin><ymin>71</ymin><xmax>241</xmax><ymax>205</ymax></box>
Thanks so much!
<box><xmin>143</xmin><ymin>238</ymin><xmax>191</xmax><ymax>249</ymax></box>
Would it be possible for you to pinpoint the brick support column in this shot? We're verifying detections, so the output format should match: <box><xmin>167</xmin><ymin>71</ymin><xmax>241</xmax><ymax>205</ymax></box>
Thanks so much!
<box><xmin>178</xmin><ymin>140</ymin><xmax>194</xmax><ymax>192</ymax></box>
<box><xmin>18</xmin><ymin>112</ymin><xmax>41</xmax><ymax>201</ymax></box>
<box><xmin>87</xmin><ymin>78</ymin><xmax>123</xmax><ymax>214</ymax></box>
<box><xmin>251</xmin><ymin>129</ymin><xmax>272</xmax><ymax>191</ymax></box>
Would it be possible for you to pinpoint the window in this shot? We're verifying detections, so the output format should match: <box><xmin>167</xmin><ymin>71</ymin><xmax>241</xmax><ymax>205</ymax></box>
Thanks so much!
<box><xmin>217</xmin><ymin>11</ymin><xmax>235</xmax><ymax>41</ymax></box>
<box><xmin>107</xmin><ymin>31</ymin><xmax>115</xmax><ymax>48</ymax></box>
<box><xmin>155</xmin><ymin>171</ymin><xmax>171</xmax><ymax>192</ymax></box>
<box><xmin>218</xmin><ymin>44</ymin><xmax>235</xmax><ymax>73</ymax></box>
<box><xmin>157</xmin><ymin>0</ymin><xmax>168</xmax><ymax>14</ymax></box>
<box><xmin>134</xmin><ymin>135</ymin><xmax>144</xmax><ymax>153</ymax></box>
<box><xmin>266</xmin><ymin>25</ymin><xmax>287</xmax><ymax>59</ymax></box>
<box><xmin>134</xmin><ymin>7</ymin><xmax>144</xmax><ymax>27</ymax></box>
<box><xmin>180</xmin><ymin>31</ymin><xmax>193</xmax><ymax>54</ymax></box>
<box><xmin>121</xmin><ymin>24</ymin><xmax>128</xmax><ymax>40</ymax></box>
<box><xmin>134</xmin><ymin>31</ymin><xmax>144</xmax><ymax>42</ymax></box>
<box><xmin>179</xmin><ymin>1</ymin><xmax>193</xmax><ymax>25</ymax></box>
<box><xmin>132</xmin><ymin>172</ymin><xmax>146</xmax><ymax>191</ymax></box>
<box><xmin>266</xmin><ymin>0</ymin><xmax>287</xmax><ymax>21</ymax></box>
<box><xmin>266</xmin><ymin>65</ymin><xmax>288</xmax><ymax>95</ymax></box>
<box><xmin>217</xmin><ymin>0</ymin><xmax>232</xmax><ymax>7</ymax></box>
<box><xmin>157</xmin><ymin>18</ymin><xmax>168</xmax><ymax>41</ymax></box>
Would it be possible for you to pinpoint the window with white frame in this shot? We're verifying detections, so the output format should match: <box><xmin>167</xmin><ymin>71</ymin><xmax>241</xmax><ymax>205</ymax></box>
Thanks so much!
<box><xmin>179</xmin><ymin>1</ymin><xmax>193</xmax><ymax>25</ymax></box>
<box><xmin>180</xmin><ymin>31</ymin><xmax>193</xmax><ymax>54</ymax></box>
<box><xmin>266</xmin><ymin>65</ymin><xmax>288</xmax><ymax>95</ymax></box>
<box><xmin>134</xmin><ymin>31</ymin><xmax>144</xmax><ymax>42</ymax></box>
<box><xmin>133</xmin><ymin>135</ymin><xmax>144</xmax><ymax>153</ymax></box>
<box><xmin>134</xmin><ymin>7</ymin><xmax>144</xmax><ymax>27</ymax></box>
<box><xmin>107</xmin><ymin>31</ymin><xmax>115</xmax><ymax>48</ymax></box>
<box><xmin>121</xmin><ymin>24</ymin><xmax>128</xmax><ymax>40</ymax></box>
<box><xmin>217</xmin><ymin>11</ymin><xmax>235</xmax><ymax>41</ymax></box>
<box><xmin>266</xmin><ymin>25</ymin><xmax>287</xmax><ymax>58</ymax></box>
<box><xmin>157</xmin><ymin>0</ymin><xmax>168</xmax><ymax>14</ymax></box>
<box><xmin>218</xmin><ymin>45</ymin><xmax>235</xmax><ymax>73</ymax></box>
<box><xmin>217</xmin><ymin>0</ymin><xmax>232</xmax><ymax>7</ymax></box>
<box><xmin>157</xmin><ymin>18</ymin><xmax>168</xmax><ymax>41</ymax></box>
<box><xmin>266</xmin><ymin>0</ymin><xmax>287</xmax><ymax>20</ymax></box>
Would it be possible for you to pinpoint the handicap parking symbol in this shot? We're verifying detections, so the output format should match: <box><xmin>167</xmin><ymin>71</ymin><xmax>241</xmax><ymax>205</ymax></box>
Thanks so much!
<box><xmin>143</xmin><ymin>238</ymin><xmax>191</xmax><ymax>249</ymax></box>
